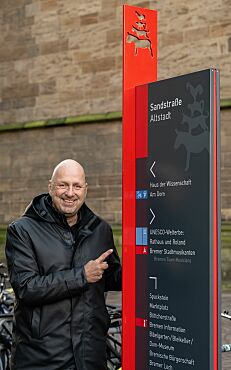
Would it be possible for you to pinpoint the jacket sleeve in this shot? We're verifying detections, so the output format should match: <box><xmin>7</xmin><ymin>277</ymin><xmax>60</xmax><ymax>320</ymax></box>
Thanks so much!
<box><xmin>5</xmin><ymin>223</ymin><xmax>89</xmax><ymax>306</ymax></box>
<box><xmin>104</xmin><ymin>225</ymin><xmax>122</xmax><ymax>292</ymax></box>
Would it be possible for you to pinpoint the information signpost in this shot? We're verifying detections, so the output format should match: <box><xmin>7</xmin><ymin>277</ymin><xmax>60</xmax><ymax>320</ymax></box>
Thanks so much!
<box><xmin>135</xmin><ymin>70</ymin><xmax>221</xmax><ymax>370</ymax></box>
<box><xmin>123</xmin><ymin>5</ymin><xmax>221</xmax><ymax>370</ymax></box>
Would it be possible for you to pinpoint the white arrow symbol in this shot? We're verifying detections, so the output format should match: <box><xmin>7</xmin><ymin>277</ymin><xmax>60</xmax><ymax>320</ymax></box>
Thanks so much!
<box><xmin>150</xmin><ymin>208</ymin><xmax>155</xmax><ymax>224</ymax></box>
<box><xmin>149</xmin><ymin>276</ymin><xmax>158</xmax><ymax>289</ymax></box>
<box><xmin>150</xmin><ymin>161</ymin><xmax>156</xmax><ymax>178</ymax></box>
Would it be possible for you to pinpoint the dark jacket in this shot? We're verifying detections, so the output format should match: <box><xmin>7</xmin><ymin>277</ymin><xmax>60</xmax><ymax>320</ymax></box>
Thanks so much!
<box><xmin>5</xmin><ymin>193</ymin><xmax>121</xmax><ymax>370</ymax></box>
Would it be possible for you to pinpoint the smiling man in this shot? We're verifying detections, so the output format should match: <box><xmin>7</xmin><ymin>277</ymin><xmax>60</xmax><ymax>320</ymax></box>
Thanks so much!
<box><xmin>5</xmin><ymin>159</ymin><xmax>121</xmax><ymax>370</ymax></box>
<box><xmin>48</xmin><ymin>160</ymin><xmax>88</xmax><ymax>226</ymax></box>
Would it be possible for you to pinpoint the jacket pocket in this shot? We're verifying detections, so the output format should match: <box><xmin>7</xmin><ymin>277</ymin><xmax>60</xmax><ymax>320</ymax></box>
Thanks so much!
<box><xmin>31</xmin><ymin>307</ymin><xmax>41</xmax><ymax>338</ymax></box>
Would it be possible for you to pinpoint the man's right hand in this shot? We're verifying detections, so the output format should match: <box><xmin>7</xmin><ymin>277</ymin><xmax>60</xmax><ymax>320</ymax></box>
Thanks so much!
<box><xmin>84</xmin><ymin>249</ymin><xmax>113</xmax><ymax>283</ymax></box>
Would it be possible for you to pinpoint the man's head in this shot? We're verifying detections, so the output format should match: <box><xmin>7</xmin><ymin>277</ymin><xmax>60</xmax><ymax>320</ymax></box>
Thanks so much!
<box><xmin>48</xmin><ymin>159</ymin><xmax>88</xmax><ymax>224</ymax></box>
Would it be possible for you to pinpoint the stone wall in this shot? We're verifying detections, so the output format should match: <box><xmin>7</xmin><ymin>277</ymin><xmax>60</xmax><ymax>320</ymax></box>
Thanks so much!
<box><xmin>0</xmin><ymin>0</ymin><xmax>230</xmax><ymax>224</ymax></box>
<box><xmin>221</xmin><ymin>109</ymin><xmax>231</xmax><ymax>220</ymax></box>
<box><xmin>0</xmin><ymin>107</ymin><xmax>229</xmax><ymax>225</ymax></box>
<box><xmin>0</xmin><ymin>121</ymin><xmax>122</xmax><ymax>225</ymax></box>
<box><xmin>0</xmin><ymin>0</ymin><xmax>231</xmax><ymax>123</ymax></box>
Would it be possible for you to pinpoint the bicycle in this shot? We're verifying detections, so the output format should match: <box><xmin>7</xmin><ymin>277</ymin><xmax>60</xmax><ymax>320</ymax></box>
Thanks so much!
<box><xmin>106</xmin><ymin>304</ymin><xmax>122</xmax><ymax>370</ymax></box>
<box><xmin>222</xmin><ymin>310</ymin><xmax>231</xmax><ymax>353</ymax></box>
<box><xmin>0</xmin><ymin>265</ymin><xmax>14</xmax><ymax>370</ymax></box>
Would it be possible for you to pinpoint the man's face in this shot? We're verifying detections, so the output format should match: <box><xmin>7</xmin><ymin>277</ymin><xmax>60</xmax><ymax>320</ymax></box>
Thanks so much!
<box><xmin>48</xmin><ymin>165</ymin><xmax>87</xmax><ymax>219</ymax></box>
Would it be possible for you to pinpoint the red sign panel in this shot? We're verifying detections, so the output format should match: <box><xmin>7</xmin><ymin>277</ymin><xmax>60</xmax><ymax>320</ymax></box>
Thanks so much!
<box><xmin>122</xmin><ymin>5</ymin><xmax>157</xmax><ymax>370</ymax></box>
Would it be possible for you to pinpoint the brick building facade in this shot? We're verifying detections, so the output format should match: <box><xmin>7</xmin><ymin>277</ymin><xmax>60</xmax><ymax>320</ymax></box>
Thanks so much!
<box><xmin>0</xmin><ymin>0</ymin><xmax>231</xmax><ymax>224</ymax></box>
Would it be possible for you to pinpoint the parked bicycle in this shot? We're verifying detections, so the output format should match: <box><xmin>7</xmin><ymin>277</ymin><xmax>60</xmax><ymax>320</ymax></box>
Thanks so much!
<box><xmin>222</xmin><ymin>310</ymin><xmax>231</xmax><ymax>353</ymax></box>
<box><xmin>0</xmin><ymin>264</ymin><xmax>14</xmax><ymax>370</ymax></box>
<box><xmin>106</xmin><ymin>303</ymin><xmax>122</xmax><ymax>370</ymax></box>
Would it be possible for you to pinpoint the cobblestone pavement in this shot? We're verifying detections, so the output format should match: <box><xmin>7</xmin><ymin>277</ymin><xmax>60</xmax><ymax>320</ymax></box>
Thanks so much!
<box><xmin>107</xmin><ymin>292</ymin><xmax>231</xmax><ymax>369</ymax></box>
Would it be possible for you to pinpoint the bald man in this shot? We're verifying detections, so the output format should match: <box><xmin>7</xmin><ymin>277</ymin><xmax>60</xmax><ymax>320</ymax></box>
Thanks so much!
<box><xmin>5</xmin><ymin>159</ymin><xmax>121</xmax><ymax>370</ymax></box>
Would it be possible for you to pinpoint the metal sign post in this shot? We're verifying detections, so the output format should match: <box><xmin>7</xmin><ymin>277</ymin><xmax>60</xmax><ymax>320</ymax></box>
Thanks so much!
<box><xmin>123</xmin><ymin>6</ymin><xmax>220</xmax><ymax>370</ymax></box>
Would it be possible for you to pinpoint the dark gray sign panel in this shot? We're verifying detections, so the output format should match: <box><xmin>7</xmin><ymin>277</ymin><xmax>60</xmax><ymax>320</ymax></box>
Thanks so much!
<box><xmin>135</xmin><ymin>69</ymin><xmax>221</xmax><ymax>370</ymax></box>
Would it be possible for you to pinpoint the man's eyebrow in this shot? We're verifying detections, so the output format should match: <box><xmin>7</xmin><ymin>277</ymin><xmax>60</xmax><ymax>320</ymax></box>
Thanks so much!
<box><xmin>55</xmin><ymin>181</ymin><xmax>86</xmax><ymax>185</ymax></box>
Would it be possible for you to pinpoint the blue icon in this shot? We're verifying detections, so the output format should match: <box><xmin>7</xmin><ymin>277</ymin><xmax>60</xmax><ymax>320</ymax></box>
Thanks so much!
<box><xmin>136</xmin><ymin>227</ymin><xmax>148</xmax><ymax>245</ymax></box>
<box><xmin>136</xmin><ymin>190</ymin><xmax>148</xmax><ymax>200</ymax></box>
<box><xmin>142</xmin><ymin>228</ymin><xmax>148</xmax><ymax>245</ymax></box>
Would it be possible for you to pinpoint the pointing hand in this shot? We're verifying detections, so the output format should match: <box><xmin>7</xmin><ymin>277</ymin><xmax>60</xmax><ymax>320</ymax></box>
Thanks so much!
<box><xmin>84</xmin><ymin>249</ymin><xmax>113</xmax><ymax>283</ymax></box>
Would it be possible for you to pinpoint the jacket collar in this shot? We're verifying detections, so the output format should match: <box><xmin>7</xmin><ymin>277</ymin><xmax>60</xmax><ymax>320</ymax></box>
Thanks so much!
<box><xmin>23</xmin><ymin>193</ymin><xmax>101</xmax><ymax>232</ymax></box>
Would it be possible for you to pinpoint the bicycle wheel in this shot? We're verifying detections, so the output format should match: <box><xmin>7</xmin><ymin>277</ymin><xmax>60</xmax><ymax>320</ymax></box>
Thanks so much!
<box><xmin>0</xmin><ymin>317</ymin><xmax>12</xmax><ymax>370</ymax></box>
<box><xmin>0</xmin><ymin>349</ymin><xmax>10</xmax><ymax>370</ymax></box>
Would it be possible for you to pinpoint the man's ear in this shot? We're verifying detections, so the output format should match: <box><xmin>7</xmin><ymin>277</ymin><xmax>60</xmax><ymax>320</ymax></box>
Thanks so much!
<box><xmin>48</xmin><ymin>180</ymin><xmax>52</xmax><ymax>194</ymax></box>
